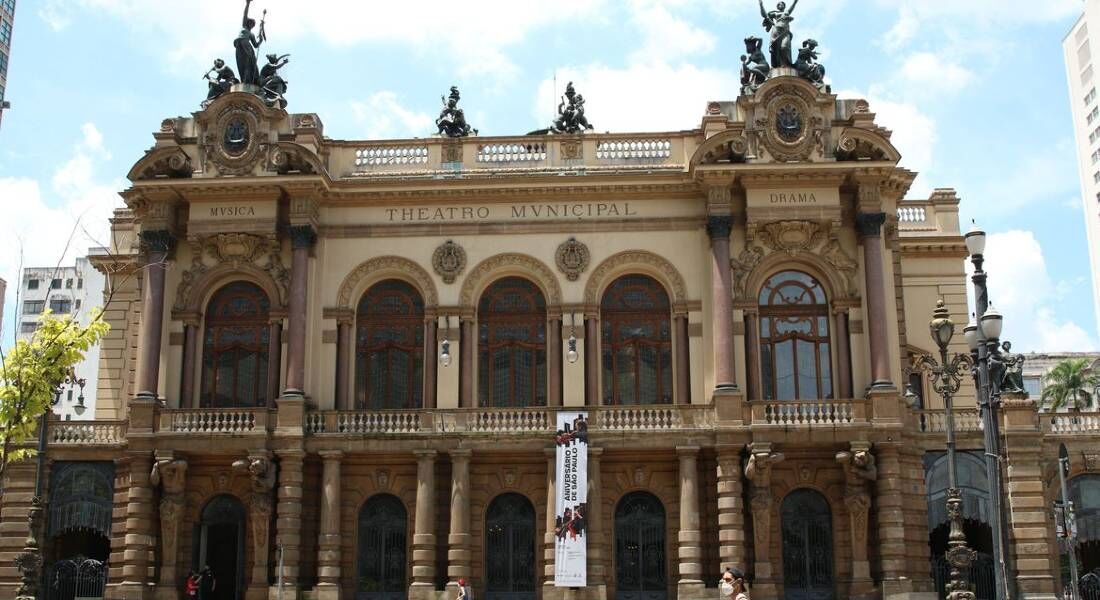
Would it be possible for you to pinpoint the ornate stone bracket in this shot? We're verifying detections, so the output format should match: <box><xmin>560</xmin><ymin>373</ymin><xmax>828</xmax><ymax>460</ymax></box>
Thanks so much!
<box><xmin>233</xmin><ymin>454</ymin><xmax>277</xmax><ymax>587</ymax></box>
<box><xmin>836</xmin><ymin>443</ymin><xmax>876</xmax><ymax>574</ymax></box>
<box><xmin>151</xmin><ymin>458</ymin><xmax>188</xmax><ymax>585</ymax></box>
<box><xmin>745</xmin><ymin>445</ymin><xmax>785</xmax><ymax>571</ymax></box>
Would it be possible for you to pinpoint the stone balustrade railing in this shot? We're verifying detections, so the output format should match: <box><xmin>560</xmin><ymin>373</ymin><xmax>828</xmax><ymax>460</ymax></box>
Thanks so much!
<box><xmin>913</xmin><ymin>409</ymin><xmax>983</xmax><ymax>433</ymax></box>
<box><xmin>48</xmin><ymin>421</ymin><xmax>127</xmax><ymax>446</ymax></box>
<box><xmin>160</xmin><ymin>408</ymin><xmax>270</xmax><ymax>434</ymax></box>
<box><xmin>749</xmin><ymin>399</ymin><xmax>867</xmax><ymax>426</ymax></box>
<box><xmin>1047</xmin><ymin>413</ymin><xmax>1100</xmax><ymax>434</ymax></box>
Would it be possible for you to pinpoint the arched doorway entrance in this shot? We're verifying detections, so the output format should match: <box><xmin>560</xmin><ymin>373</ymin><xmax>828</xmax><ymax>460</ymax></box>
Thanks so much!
<box><xmin>614</xmin><ymin>491</ymin><xmax>667</xmax><ymax>600</ymax></box>
<box><xmin>781</xmin><ymin>489</ymin><xmax>835</xmax><ymax>600</ymax></box>
<box><xmin>485</xmin><ymin>493</ymin><xmax>537</xmax><ymax>600</ymax></box>
<box><xmin>357</xmin><ymin>494</ymin><xmax>408</xmax><ymax>600</ymax></box>
<box><xmin>45</xmin><ymin>462</ymin><xmax>114</xmax><ymax>600</ymax></box>
<box><xmin>925</xmin><ymin>452</ymin><xmax>995</xmax><ymax>600</ymax></box>
<box><xmin>193</xmin><ymin>495</ymin><xmax>246</xmax><ymax>600</ymax></box>
<box><xmin>1070</xmin><ymin>474</ymin><xmax>1100</xmax><ymax>599</ymax></box>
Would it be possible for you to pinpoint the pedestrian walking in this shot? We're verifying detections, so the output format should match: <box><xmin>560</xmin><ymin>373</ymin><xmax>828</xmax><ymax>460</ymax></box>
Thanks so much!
<box><xmin>198</xmin><ymin>565</ymin><xmax>216</xmax><ymax>600</ymax></box>
<box><xmin>456</xmin><ymin>577</ymin><xmax>472</xmax><ymax>600</ymax></box>
<box><xmin>185</xmin><ymin>570</ymin><xmax>200</xmax><ymax>598</ymax></box>
<box><xmin>720</xmin><ymin>567</ymin><xmax>749</xmax><ymax>600</ymax></box>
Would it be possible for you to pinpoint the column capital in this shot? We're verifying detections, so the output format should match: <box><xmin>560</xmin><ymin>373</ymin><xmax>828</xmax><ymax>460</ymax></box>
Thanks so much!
<box><xmin>413</xmin><ymin>449</ymin><xmax>438</xmax><ymax>460</ymax></box>
<box><xmin>676</xmin><ymin>445</ymin><xmax>701</xmax><ymax>457</ymax></box>
<box><xmin>276</xmin><ymin>448</ymin><xmax>307</xmax><ymax>460</ymax></box>
<box><xmin>449</xmin><ymin>448</ymin><xmax>473</xmax><ymax>460</ymax></box>
<box><xmin>318</xmin><ymin>450</ymin><xmax>344</xmax><ymax>461</ymax></box>
<box><xmin>588</xmin><ymin>446</ymin><xmax>604</xmax><ymax>458</ymax></box>
<box><xmin>139</xmin><ymin>228</ymin><xmax>177</xmax><ymax>254</ymax></box>
<box><xmin>855</xmin><ymin>212</ymin><xmax>886</xmax><ymax>238</ymax></box>
<box><xmin>706</xmin><ymin>215</ymin><xmax>734</xmax><ymax>240</ymax></box>
<box><xmin>288</xmin><ymin>224</ymin><xmax>318</xmax><ymax>249</ymax></box>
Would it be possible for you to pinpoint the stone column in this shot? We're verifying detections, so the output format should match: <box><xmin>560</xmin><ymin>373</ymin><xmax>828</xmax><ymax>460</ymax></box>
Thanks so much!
<box><xmin>677</xmin><ymin>446</ymin><xmax>704</xmax><ymax>595</ymax></box>
<box><xmin>707</xmin><ymin>216</ymin><xmax>737</xmax><ymax>392</ymax></box>
<box><xmin>837</xmin><ymin>443</ymin><xmax>876</xmax><ymax>599</ymax></box>
<box><xmin>284</xmin><ymin>225</ymin><xmax>316</xmax><ymax>397</ymax></box>
<box><xmin>548</xmin><ymin>317</ymin><xmax>563</xmax><ymax>407</ymax></box>
<box><xmin>1001</xmin><ymin>393</ymin><xmax>1057</xmax><ymax>600</ymax></box>
<box><xmin>241</xmin><ymin>454</ymin><xmax>276</xmax><ymax>594</ymax></box>
<box><xmin>411</xmin><ymin>450</ymin><xmax>438</xmax><ymax>595</ymax></box>
<box><xmin>588</xmin><ymin>447</ymin><xmax>606</xmax><ymax>589</ymax></box>
<box><xmin>317</xmin><ymin>451</ymin><xmax>343</xmax><ymax>598</ymax></box>
<box><xmin>152</xmin><ymin>457</ymin><xmax>188</xmax><ymax>591</ymax></box>
<box><xmin>855</xmin><ymin>212</ymin><xmax>893</xmax><ymax>388</ymax></box>
<box><xmin>460</xmin><ymin>318</ymin><xmax>475</xmax><ymax>408</ymax></box>
<box><xmin>874</xmin><ymin>443</ymin><xmax>908</xmax><ymax>598</ymax></box>
<box><xmin>267</xmin><ymin>320</ymin><xmax>283</xmax><ymax>405</ymax></box>
<box><xmin>136</xmin><ymin>230</ymin><xmax>174</xmax><ymax>401</ymax></box>
<box><xmin>447</xmin><ymin>449</ymin><xmax>472</xmax><ymax>588</ymax></box>
<box><xmin>743</xmin><ymin>309</ymin><xmax>761</xmax><ymax>401</ymax></box>
<box><xmin>180</xmin><ymin>321</ymin><xmax>199</xmax><ymax>408</ymax></box>
<box><xmin>833</xmin><ymin>308</ymin><xmax>853</xmax><ymax>399</ymax></box>
<box><xmin>276</xmin><ymin>450</ymin><xmax>306</xmax><ymax>595</ymax></box>
<box><xmin>543</xmin><ymin>449</ymin><xmax>557</xmax><ymax>589</ymax></box>
<box><xmin>745</xmin><ymin>444</ymin><xmax>785</xmax><ymax>598</ymax></box>
<box><xmin>121</xmin><ymin>451</ymin><xmax>156</xmax><ymax>596</ymax></box>
<box><xmin>717</xmin><ymin>445</ymin><xmax>747</xmax><ymax>574</ymax></box>
<box><xmin>335</xmin><ymin>319</ymin><xmax>353</xmax><ymax>410</ymax></box>
<box><xmin>673</xmin><ymin>314</ymin><xmax>691</xmax><ymax>404</ymax></box>
<box><xmin>423</xmin><ymin>318</ymin><xmax>438</xmax><ymax>408</ymax></box>
<box><xmin>584</xmin><ymin>314</ymin><xmax>599</xmax><ymax>405</ymax></box>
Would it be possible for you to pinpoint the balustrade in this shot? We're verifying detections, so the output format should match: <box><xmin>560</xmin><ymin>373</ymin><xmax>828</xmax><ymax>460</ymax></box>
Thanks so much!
<box><xmin>48</xmin><ymin>421</ymin><xmax>127</xmax><ymax>445</ymax></box>
<box><xmin>913</xmin><ymin>409</ymin><xmax>983</xmax><ymax>433</ymax></box>
<box><xmin>354</xmin><ymin>145</ymin><xmax>429</xmax><ymax>168</ymax></box>
<box><xmin>1047</xmin><ymin>413</ymin><xmax>1100</xmax><ymax>434</ymax></box>
<box><xmin>595</xmin><ymin>139</ymin><xmax>672</xmax><ymax>160</ymax></box>
<box><xmin>750</xmin><ymin>400</ymin><xmax>866</xmax><ymax>426</ymax></box>
<box><xmin>477</xmin><ymin>142</ymin><xmax>547</xmax><ymax>163</ymax></box>
<box><xmin>161</xmin><ymin>408</ymin><xmax>267</xmax><ymax>433</ymax></box>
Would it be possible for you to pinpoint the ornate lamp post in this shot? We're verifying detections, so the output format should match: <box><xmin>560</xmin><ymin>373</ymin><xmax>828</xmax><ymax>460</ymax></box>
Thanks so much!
<box><xmin>964</xmin><ymin>223</ymin><xmax>1013</xmax><ymax>600</ymax></box>
<box><xmin>915</xmin><ymin>300</ymin><xmax>977</xmax><ymax>600</ymax></box>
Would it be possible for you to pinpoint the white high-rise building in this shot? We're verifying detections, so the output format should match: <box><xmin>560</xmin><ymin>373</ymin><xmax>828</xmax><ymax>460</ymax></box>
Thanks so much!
<box><xmin>17</xmin><ymin>256</ymin><xmax>105</xmax><ymax>420</ymax></box>
<box><xmin>1065</xmin><ymin>3</ymin><xmax>1100</xmax><ymax>339</ymax></box>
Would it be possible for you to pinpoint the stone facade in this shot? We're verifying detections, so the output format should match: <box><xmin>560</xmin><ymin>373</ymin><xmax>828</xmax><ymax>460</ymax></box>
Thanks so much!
<box><xmin>2</xmin><ymin>75</ymin><xmax>1099</xmax><ymax>600</ymax></box>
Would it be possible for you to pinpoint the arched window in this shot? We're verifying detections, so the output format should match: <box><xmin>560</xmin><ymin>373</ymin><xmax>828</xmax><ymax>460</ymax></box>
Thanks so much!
<box><xmin>759</xmin><ymin>271</ymin><xmax>833</xmax><ymax>401</ymax></box>
<box><xmin>600</xmin><ymin>275</ymin><xmax>672</xmax><ymax>405</ymax></box>
<box><xmin>356</xmin><ymin>280</ymin><xmax>424</xmax><ymax>409</ymax></box>
<box><xmin>478</xmin><ymin>277</ymin><xmax>547</xmax><ymax>407</ymax></box>
<box><xmin>201</xmin><ymin>282</ymin><xmax>271</xmax><ymax>408</ymax></box>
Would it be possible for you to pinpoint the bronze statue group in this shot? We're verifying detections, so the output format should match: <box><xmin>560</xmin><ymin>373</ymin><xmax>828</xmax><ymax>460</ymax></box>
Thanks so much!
<box><xmin>204</xmin><ymin>0</ymin><xmax>289</xmax><ymax>109</ymax></box>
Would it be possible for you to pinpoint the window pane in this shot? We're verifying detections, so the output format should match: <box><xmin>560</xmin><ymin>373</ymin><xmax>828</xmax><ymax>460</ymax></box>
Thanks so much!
<box><xmin>761</xmin><ymin>342</ymin><xmax>774</xmax><ymax>400</ymax></box>
<box><xmin>356</xmin><ymin>280</ymin><xmax>425</xmax><ymax>409</ymax></box>
<box><xmin>478</xmin><ymin>278</ymin><xmax>547</xmax><ymax>407</ymax></box>
<box><xmin>796</xmin><ymin>340</ymin><xmax>817</xmax><ymax>400</ymax></box>
<box><xmin>819</xmin><ymin>344</ymin><xmax>833</xmax><ymax>399</ymax></box>
<box><xmin>775</xmin><ymin>340</ymin><xmax>795</xmax><ymax>400</ymax></box>
<box><xmin>201</xmin><ymin>282</ymin><xmax>271</xmax><ymax>408</ymax></box>
<box><xmin>600</xmin><ymin>275</ymin><xmax>672</xmax><ymax>405</ymax></box>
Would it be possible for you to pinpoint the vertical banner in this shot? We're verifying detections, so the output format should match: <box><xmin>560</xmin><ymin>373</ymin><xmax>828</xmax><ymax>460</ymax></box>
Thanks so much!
<box><xmin>554</xmin><ymin>411</ymin><xmax>588</xmax><ymax>587</ymax></box>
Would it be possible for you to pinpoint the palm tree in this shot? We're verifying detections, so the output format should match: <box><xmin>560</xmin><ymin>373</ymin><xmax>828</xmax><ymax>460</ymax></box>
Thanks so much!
<box><xmin>1040</xmin><ymin>358</ymin><xmax>1099</xmax><ymax>412</ymax></box>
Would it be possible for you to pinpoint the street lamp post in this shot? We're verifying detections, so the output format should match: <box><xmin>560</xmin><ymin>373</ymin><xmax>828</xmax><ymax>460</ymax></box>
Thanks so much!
<box><xmin>964</xmin><ymin>223</ymin><xmax>1014</xmax><ymax>600</ymax></box>
<box><xmin>915</xmin><ymin>300</ymin><xmax>978</xmax><ymax>600</ymax></box>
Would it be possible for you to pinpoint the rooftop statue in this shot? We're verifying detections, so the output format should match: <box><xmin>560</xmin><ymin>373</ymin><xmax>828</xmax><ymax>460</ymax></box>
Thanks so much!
<box><xmin>203</xmin><ymin>59</ymin><xmax>239</xmax><ymax>108</ymax></box>
<box><xmin>794</xmin><ymin>39</ymin><xmax>826</xmax><ymax>89</ymax></box>
<box><xmin>759</xmin><ymin>0</ymin><xmax>800</xmax><ymax>68</ymax></box>
<box><xmin>740</xmin><ymin>37</ymin><xmax>770</xmax><ymax>94</ymax></box>
<box><xmin>260</xmin><ymin>53</ymin><xmax>291</xmax><ymax>109</ymax></box>
<box><xmin>203</xmin><ymin>1</ymin><xmax>292</xmax><ymax>109</ymax></box>
<box><xmin>235</xmin><ymin>0</ymin><xmax>265</xmax><ymax>86</ymax></box>
<box><xmin>552</xmin><ymin>82</ymin><xmax>594</xmax><ymax>135</ymax></box>
<box><xmin>436</xmin><ymin>86</ymin><xmax>478</xmax><ymax>138</ymax></box>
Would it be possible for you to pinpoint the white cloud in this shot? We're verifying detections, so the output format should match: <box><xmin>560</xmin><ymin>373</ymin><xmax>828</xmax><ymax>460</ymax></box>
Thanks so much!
<box><xmin>965</xmin><ymin>138</ymin><xmax>1078</xmax><ymax>213</ymax></box>
<box><xmin>968</xmin><ymin>230</ymin><xmax>1098</xmax><ymax>353</ymax></box>
<box><xmin>628</xmin><ymin>0</ymin><xmax>717</xmax><ymax>64</ymax></box>
<box><xmin>873</xmin><ymin>0</ymin><xmax>1081</xmax><ymax>47</ymax></box>
<box><xmin>897</xmin><ymin>52</ymin><xmax>974</xmax><ymax>96</ymax></box>
<box><xmin>835</xmin><ymin>90</ymin><xmax>936</xmax><ymax>191</ymax></box>
<box><xmin>351</xmin><ymin>92</ymin><xmax>435</xmax><ymax>140</ymax></box>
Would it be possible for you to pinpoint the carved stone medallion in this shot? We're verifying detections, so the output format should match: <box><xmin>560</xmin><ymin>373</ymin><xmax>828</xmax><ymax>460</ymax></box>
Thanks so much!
<box><xmin>758</xmin><ymin>84</ymin><xmax>820</xmax><ymax>162</ymax></box>
<box><xmin>757</xmin><ymin>220</ymin><xmax>826</xmax><ymax>256</ymax></box>
<box><xmin>560</xmin><ymin>139</ymin><xmax>583</xmax><ymax>160</ymax></box>
<box><xmin>555</xmin><ymin>237</ymin><xmax>590</xmax><ymax>281</ymax></box>
<box><xmin>432</xmin><ymin>240</ymin><xmax>467</xmax><ymax>284</ymax></box>
<box><xmin>202</xmin><ymin>101</ymin><xmax>266</xmax><ymax>176</ymax></box>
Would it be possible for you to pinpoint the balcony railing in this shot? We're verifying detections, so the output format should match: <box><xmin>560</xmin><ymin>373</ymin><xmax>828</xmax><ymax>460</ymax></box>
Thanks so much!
<box><xmin>914</xmin><ymin>409</ymin><xmax>983</xmax><ymax>433</ymax></box>
<box><xmin>48</xmin><ymin>421</ymin><xmax>127</xmax><ymax>446</ymax></box>
<box><xmin>1047</xmin><ymin>413</ymin><xmax>1100</xmax><ymax>434</ymax></box>
<box><xmin>749</xmin><ymin>399</ymin><xmax>867</xmax><ymax>426</ymax></box>
<box><xmin>159</xmin><ymin>408</ymin><xmax>270</xmax><ymax>434</ymax></box>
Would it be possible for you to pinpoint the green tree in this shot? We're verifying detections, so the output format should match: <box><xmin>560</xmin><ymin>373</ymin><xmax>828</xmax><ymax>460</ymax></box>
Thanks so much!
<box><xmin>1039</xmin><ymin>358</ymin><xmax>1099</xmax><ymax>412</ymax></box>
<box><xmin>0</xmin><ymin>310</ymin><xmax>109</xmax><ymax>483</ymax></box>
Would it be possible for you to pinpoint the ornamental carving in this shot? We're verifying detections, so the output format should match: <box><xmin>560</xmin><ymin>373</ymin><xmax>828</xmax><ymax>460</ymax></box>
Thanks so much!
<box><xmin>730</xmin><ymin>244</ymin><xmax>765</xmax><ymax>300</ymax></box>
<box><xmin>758</xmin><ymin>220</ymin><xmax>826</xmax><ymax>255</ymax></box>
<box><xmin>821</xmin><ymin>238</ymin><xmax>858</xmax><ymax>296</ymax></box>
<box><xmin>560</xmin><ymin>139</ymin><xmax>583</xmax><ymax>160</ymax></box>
<box><xmin>837</xmin><ymin>446</ymin><xmax>876</xmax><ymax>552</ymax></box>
<box><xmin>151</xmin><ymin>459</ymin><xmax>188</xmax><ymax>573</ymax></box>
<box><xmin>173</xmin><ymin>234</ymin><xmax>289</xmax><ymax>310</ymax></box>
<box><xmin>751</xmin><ymin>83</ymin><xmax>826</xmax><ymax>163</ymax></box>
<box><xmin>583</xmin><ymin>250</ymin><xmax>687</xmax><ymax>305</ymax></box>
<box><xmin>337</xmin><ymin>256</ymin><xmax>439</xmax><ymax>308</ymax></box>
<box><xmin>267</xmin><ymin>143</ymin><xmax>321</xmax><ymax>175</ymax></box>
<box><xmin>201</xmin><ymin>100</ymin><xmax>269</xmax><ymax>176</ymax></box>
<box><xmin>459</xmin><ymin>253</ymin><xmax>563</xmax><ymax>306</ymax></box>
<box><xmin>555</xmin><ymin>237</ymin><xmax>590</xmax><ymax>281</ymax></box>
<box><xmin>433</xmin><ymin>240</ymin><xmax>467</xmax><ymax>284</ymax></box>
<box><xmin>130</xmin><ymin>147</ymin><xmax>193</xmax><ymax>180</ymax></box>
<box><xmin>731</xmin><ymin>220</ymin><xmax>858</xmax><ymax>300</ymax></box>
<box><xmin>442</xmin><ymin>143</ymin><xmax>463</xmax><ymax>164</ymax></box>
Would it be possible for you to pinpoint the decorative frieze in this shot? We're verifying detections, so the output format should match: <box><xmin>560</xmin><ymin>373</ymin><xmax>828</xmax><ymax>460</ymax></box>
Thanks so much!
<box><xmin>172</xmin><ymin>233</ymin><xmax>289</xmax><ymax>310</ymax></box>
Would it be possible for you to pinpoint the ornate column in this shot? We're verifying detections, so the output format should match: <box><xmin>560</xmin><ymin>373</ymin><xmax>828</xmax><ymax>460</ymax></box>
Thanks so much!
<box><xmin>447</xmin><ymin>449</ymin><xmax>472</xmax><ymax>588</ymax></box>
<box><xmin>411</xmin><ymin>450</ymin><xmax>438</xmax><ymax>595</ymax></box>
<box><xmin>267</xmin><ymin>319</ymin><xmax>283</xmax><ymax>405</ymax></box>
<box><xmin>743</xmin><ymin>308</ymin><xmax>761</xmax><ymax>401</ymax></box>
<box><xmin>833</xmin><ymin>307</ymin><xmax>853</xmax><ymax>399</ymax></box>
<box><xmin>837</xmin><ymin>443</ymin><xmax>876</xmax><ymax>598</ymax></box>
<box><xmin>152</xmin><ymin>457</ymin><xmax>188</xmax><ymax>589</ymax></box>
<box><xmin>284</xmin><ymin>225</ymin><xmax>316</xmax><ymax>397</ymax></box>
<box><xmin>459</xmin><ymin>318</ymin><xmax>475</xmax><ymax>408</ymax></box>
<box><xmin>136</xmin><ymin>230</ymin><xmax>175</xmax><ymax>401</ymax></box>
<box><xmin>584</xmin><ymin>314</ymin><xmax>599</xmax><ymax>405</ymax></box>
<box><xmin>120</xmin><ymin>452</ymin><xmax>156</xmax><ymax>595</ymax></box>
<box><xmin>588</xmin><ymin>447</ymin><xmax>606</xmax><ymax>588</ymax></box>
<box><xmin>423</xmin><ymin>318</ymin><xmax>438</xmax><ymax>408</ymax></box>
<box><xmin>855</xmin><ymin>211</ymin><xmax>893</xmax><ymax>388</ymax></box>
<box><xmin>543</xmin><ymin>449</ymin><xmax>557</xmax><ymax>589</ymax></box>
<box><xmin>717</xmin><ymin>445</ymin><xmax>747</xmax><ymax>575</ymax></box>
<box><xmin>275</xmin><ymin>450</ymin><xmax>306</xmax><ymax>592</ymax></box>
<box><xmin>677</xmin><ymin>446</ymin><xmax>704</xmax><ymax>595</ymax></box>
<box><xmin>745</xmin><ymin>444</ymin><xmax>785</xmax><ymax>598</ymax></box>
<box><xmin>707</xmin><ymin>215</ymin><xmax>738</xmax><ymax>392</ymax></box>
<box><xmin>317</xmin><ymin>451</ymin><xmax>343</xmax><ymax>597</ymax></box>
<box><xmin>548</xmin><ymin>317</ymin><xmax>563</xmax><ymax>406</ymax></box>
<box><xmin>233</xmin><ymin>453</ymin><xmax>277</xmax><ymax>592</ymax></box>
<box><xmin>180</xmin><ymin>320</ymin><xmax>199</xmax><ymax>408</ymax></box>
<box><xmin>335</xmin><ymin>317</ymin><xmax>353</xmax><ymax>410</ymax></box>
<box><xmin>673</xmin><ymin>314</ymin><xmax>691</xmax><ymax>404</ymax></box>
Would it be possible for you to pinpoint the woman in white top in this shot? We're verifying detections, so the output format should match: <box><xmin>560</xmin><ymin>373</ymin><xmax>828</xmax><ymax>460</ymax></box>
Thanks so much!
<box><xmin>720</xmin><ymin>568</ymin><xmax>749</xmax><ymax>600</ymax></box>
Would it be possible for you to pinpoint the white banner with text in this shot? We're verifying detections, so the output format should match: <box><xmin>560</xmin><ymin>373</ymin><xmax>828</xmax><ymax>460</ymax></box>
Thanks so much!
<box><xmin>554</xmin><ymin>411</ymin><xmax>589</xmax><ymax>587</ymax></box>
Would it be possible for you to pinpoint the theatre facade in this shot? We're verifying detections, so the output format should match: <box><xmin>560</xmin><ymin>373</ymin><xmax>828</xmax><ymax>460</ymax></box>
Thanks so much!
<box><xmin>3</xmin><ymin>73</ymin><xmax>1100</xmax><ymax>600</ymax></box>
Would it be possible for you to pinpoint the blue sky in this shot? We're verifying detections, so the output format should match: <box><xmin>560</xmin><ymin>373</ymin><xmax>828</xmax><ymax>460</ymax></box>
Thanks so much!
<box><xmin>0</xmin><ymin>0</ymin><xmax>1093</xmax><ymax>353</ymax></box>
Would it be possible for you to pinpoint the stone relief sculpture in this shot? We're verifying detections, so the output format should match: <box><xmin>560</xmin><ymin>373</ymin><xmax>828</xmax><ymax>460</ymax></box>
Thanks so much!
<box><xmin>151</xmin><ymin>459</ymin><xmax>188</xmax><ymax>584</ymax></box>
<box><xmin>744</xmin><ymin>448</ymin><xmax>785</xmax><ymax>551</ymax></box>
<box><xmin>436</xmin><ymin>86</ymin><xmax>478</xmax><ymax>138</ymax></box>
<box><xmin>233</xmin><ymin>455</ymin><xmax>277</xmax><ymax>578</ymax></box>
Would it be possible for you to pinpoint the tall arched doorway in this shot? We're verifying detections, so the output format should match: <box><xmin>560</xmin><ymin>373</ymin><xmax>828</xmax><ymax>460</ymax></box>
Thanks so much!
<box><xmin>781</xmin><ymin>489</ymin><xmax>835</xmax><ymax>600</ymax></box>
<box><xmin>1070</xmin><ymin>474</ymin><xmax>1100</xmax><ymax>596</ymax></box>
<box><xmin>614</xmin><ymin>491</ymin><xmax>667</xmax><ymax>600</ymax></box>
<box><xmin>485</xmin><ymin>493</ymin><xmax>537</xmax><ymax>600</ymax></box>
<box><xmin>45</xmin><ymin>462</ymin><xmax>114</xmax><ymax>600</ymax></box>
<box><xmin>357</xmin><ymin>494</ymin><xmax>408</xmax><ymax>600</ymax></box>
<box><xmin>193</xmin><ymin>495</ymin><xmax>246</xmax><ymax>600</ymax></box>
<box><xmin>925</xmin><ymin>452</ymin><xmax>995</xmax><ymax>600</ymax></box>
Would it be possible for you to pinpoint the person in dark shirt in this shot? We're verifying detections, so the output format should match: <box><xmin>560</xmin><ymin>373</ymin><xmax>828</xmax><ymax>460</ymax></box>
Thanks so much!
<box><xmin>198</xmin><ymin>565</ymin><xmax>216</xmax><ymax>600</ymax></box>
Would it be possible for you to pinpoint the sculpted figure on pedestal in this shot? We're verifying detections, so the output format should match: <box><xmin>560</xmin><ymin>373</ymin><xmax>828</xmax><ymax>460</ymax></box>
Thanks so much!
<box><xmin>759</xmin><ymin>0</ymin><xmax>800</xmax><ymax>68</ymax></box>
<box><xmin>741</xmin><ymin>37</ymin><xmax>771</xmax><ymax>94</ymax></box>
<box><xmin>437</xmin><ymin>86</ymin><xmax>478</xmax><ymax>138</ymax></box>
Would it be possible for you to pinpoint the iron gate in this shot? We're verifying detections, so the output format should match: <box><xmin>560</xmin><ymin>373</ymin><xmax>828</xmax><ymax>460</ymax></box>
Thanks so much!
<box><xmin>614</xmin><ymin>492</ymin><xmax>667</xmax><ymax>600</ymax></box>
<box><xmin>1081</xmin><ymin>572</ymin><xmax>1100</xmax><ymax>600</ymax></box>
<box><xmin>931</xmin><ymin>553</ymin><xmax>994</xmax><ymax>600</ymax></box>
<box><xmin>357</xmin><ymin>494</ymin><xmax>408</xmax><ymax>600</ymax></box>
<box><xmin>781</xmin><ymin>489</ymin><xmax>835</xmax><ymax>600</ymax></box>
<box><xmin>485</xmin><ymin>493</ymin><xmax>536</xmax><ymax>600</ymax></box>
<box><xmin>46</xmin><ymin>557</ymin><xmax>108</xmax><ymax>600</ymax></box>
